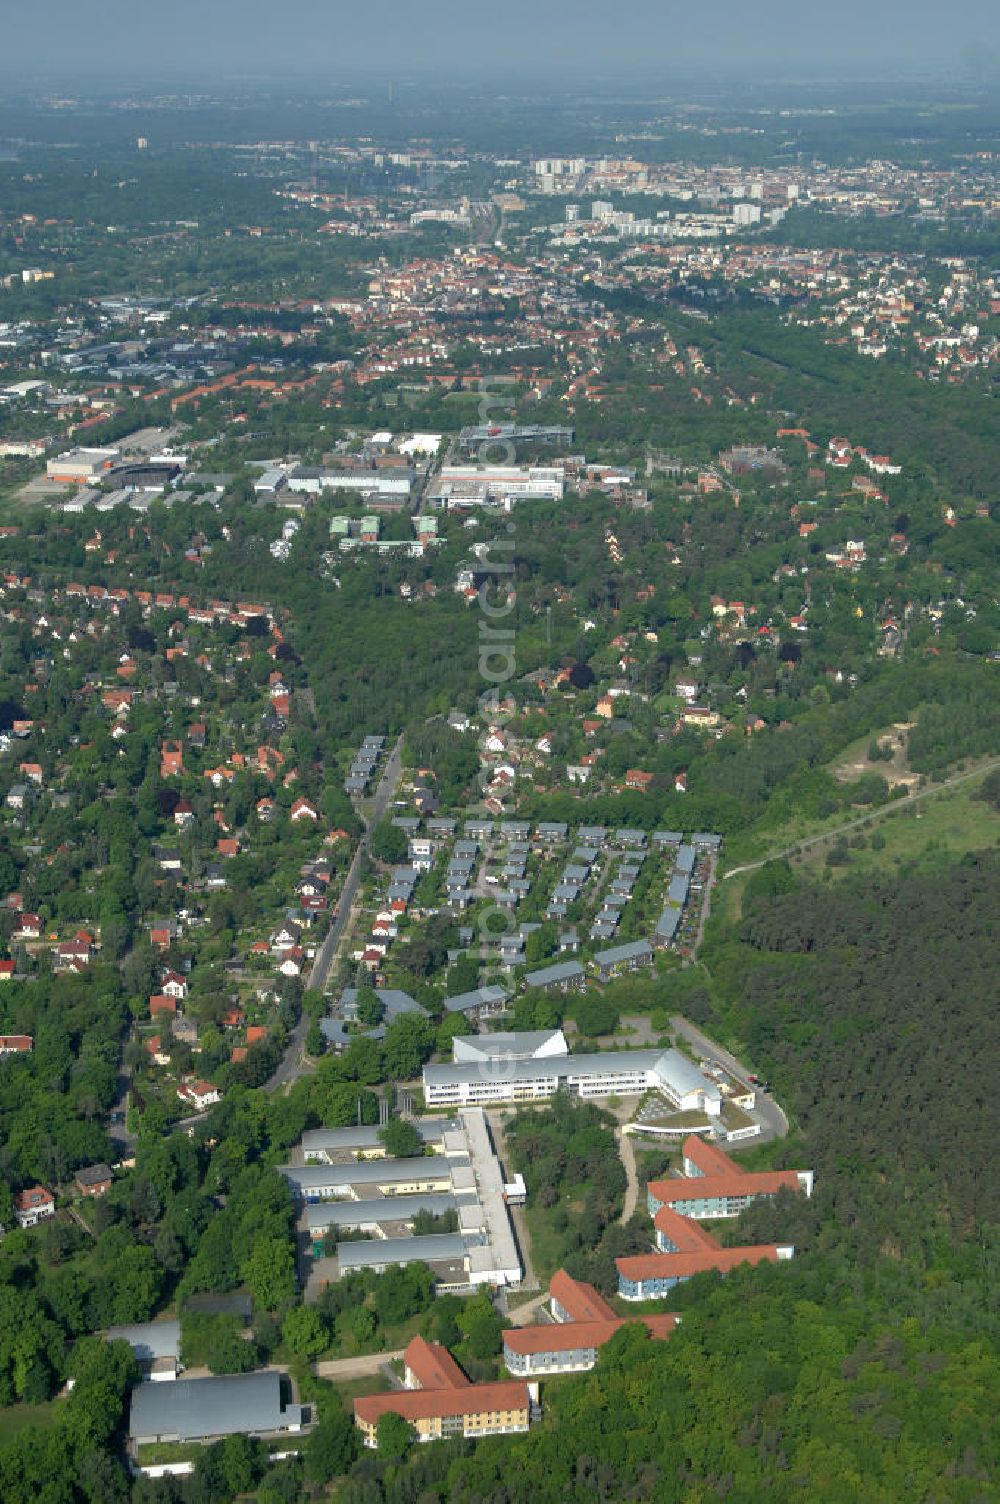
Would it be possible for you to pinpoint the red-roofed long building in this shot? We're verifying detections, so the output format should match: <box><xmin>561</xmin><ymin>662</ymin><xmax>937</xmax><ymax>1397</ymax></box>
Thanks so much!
<box><xmin>616</xmin><ymin>1135</ymin><xmax>811</xmax><ymax>1301</ymax></box>
<box><xmin>646</xmin><ymin>1135</ymin><xmax>814</xmax><ymax>1221</ymax></box>
<box><xmin>354</xmin><ymin>1336</ymin><xmax>531</xmax><ymax>1447</ymax></box>
<box><xmin>503</xmin><ymin>1271</ymin><xmax>678</xmax><ymax>1377</ymax></box>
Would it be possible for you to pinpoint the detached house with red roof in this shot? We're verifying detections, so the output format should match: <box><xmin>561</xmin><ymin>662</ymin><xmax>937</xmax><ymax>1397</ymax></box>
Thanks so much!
<box><xmin>176</xmin><ymin>1079</ymin><xmax>222</xmax><ymax>1111</ymax></box>
<box><xmin>160</xmin><ymin>740</ymin><xmax>184</xmax><ymax>777</ymax></box>
<box><xmin>15</xmin><ymin>1185</ymin><xmax>55</xmax><ymax>1229</ymax></box>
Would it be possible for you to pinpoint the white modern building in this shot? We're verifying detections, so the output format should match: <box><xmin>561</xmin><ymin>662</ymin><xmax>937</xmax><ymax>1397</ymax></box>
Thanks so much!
<box><xmin>423</xmin><ymin>1044</ymin><xmax>722</xmax><ymax>1113</ymax></box>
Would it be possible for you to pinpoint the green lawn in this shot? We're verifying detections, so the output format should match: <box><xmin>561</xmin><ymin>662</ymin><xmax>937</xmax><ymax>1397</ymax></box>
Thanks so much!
<box><xmin>136</xmin><ymin>1441</ymin><xmax>201</xmax><ymax>1466</ymax></box>
<box><xmin>330</xmin><ymin>1374</ymin><xmax>391</xmax><ymax>1410</ymax></box>
<box><xmin>0</xmin><ymin>1401</ymin><xmax>59</xmax><ymax>1443</ymax></box>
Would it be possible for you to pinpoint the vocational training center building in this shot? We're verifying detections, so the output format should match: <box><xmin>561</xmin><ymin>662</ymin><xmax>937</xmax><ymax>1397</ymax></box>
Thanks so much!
<box><xmin>616</xmin><ymin>1136</ymin><xmax>813</xmax><ymax>1301</ymax></box>
<box><xmin>354</xmin><ymin>1335</ymin><xmax>533</xmax><ymax>1446</ymax></box>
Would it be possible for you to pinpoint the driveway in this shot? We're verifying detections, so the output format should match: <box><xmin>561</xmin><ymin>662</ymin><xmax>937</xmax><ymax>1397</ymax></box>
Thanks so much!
<box><xmin>670</xmin><ymin>1014</ymin><xmax>788</xmax><ymax>1144</ymax></box>
<box><xmin>314</xmin><ymin>1351</ymin><xmax>404</xmax><ymax>1382</ymax></box>
<box><xmin>617</xmin><ymin>1126</ymin><xmax>640</xmax><ymax>1224</ymax></box>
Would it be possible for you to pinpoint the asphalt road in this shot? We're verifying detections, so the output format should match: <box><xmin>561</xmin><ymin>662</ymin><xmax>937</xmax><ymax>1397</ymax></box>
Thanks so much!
<box><xmin>264</xmin><ymin>734</ymin><xmax>406</xmax><ymax>1093</ymax></box>
<box><xmin>669</xmin><ymin>1014</ymin><xmax>789</xmax><ymax>1145</ymax></box>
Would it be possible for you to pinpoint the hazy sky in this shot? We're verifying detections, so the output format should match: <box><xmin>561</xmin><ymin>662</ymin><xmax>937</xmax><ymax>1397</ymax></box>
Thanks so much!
<box><xmin>2</xmin><ymin>0</ymin><xmax>999</xmax><ymax>78</ymax></box>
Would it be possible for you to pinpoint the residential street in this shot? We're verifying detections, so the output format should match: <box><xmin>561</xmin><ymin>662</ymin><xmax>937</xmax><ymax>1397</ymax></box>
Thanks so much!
<box><xmin>264</xmin><ymin>734</ymin><xmax>405</xmax><ymax>1092</ymax></box>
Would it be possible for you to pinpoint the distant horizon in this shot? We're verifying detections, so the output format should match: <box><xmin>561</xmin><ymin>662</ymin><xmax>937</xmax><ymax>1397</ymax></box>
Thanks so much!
<box><xmin>1</xmin><ymin>0</ymin><xmax>998</xmax><ymax>83</ymax></box>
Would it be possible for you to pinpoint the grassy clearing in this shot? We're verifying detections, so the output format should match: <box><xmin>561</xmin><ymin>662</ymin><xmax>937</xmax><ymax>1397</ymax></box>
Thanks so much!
<box><xmin>830</xmin><ymin>719</ymin><xmax>918</xmax><ymax>787</ymax></box>
<box><xmin>792</xmin><ymin>772</ymin><xmax>1000</xmax><ymax>881</ymax></box>
<box><xmin>0</xmin><ymin>1402</ymin><xmax>59</xmax><ymax>1443</ymax></box>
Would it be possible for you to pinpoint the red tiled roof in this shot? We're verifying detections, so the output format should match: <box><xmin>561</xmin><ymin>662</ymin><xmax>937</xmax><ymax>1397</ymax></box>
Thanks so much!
<box><xmin>650</xmin><ymin>1171</ymin><xmax>804</xmax><ymax>1205</ymax></box>
<box><xmin>653</xmin><ymin>1206</ymin><xmax>723</xmax><ymax>1251</ymax></box>
<box><xmin>403</xmin><ymin>1336</ymin><xmax>469</xmax><ymax>1391</ymax></box>
<box><xmin>504</xmin><ymin>1319</ymin><xmax>624</xmax><ymax>1354</ymax></box>
<box><xmin>355</xmin><ymin>1380</ymin><xmax>529</xmax><ymax>1427</ymax></box>
<box><xmin>549</xmin><ymin>1269</ymin><xmax>616</xmax><ymax>1324</ymax></box>
<box><xmin>682</xmin><ymin>1134</ymin><xmax>737</xmax><ymax>1175</ymax></box>
<box><xmin>15</xmin><ymin>1186</ymin><xmax>53</xmax><ymax>1211</ymax></box>
<box><xmin>617</xmin><ymin>1245</ymin><xmax>782</xmax><ymax>1281</ymax></box>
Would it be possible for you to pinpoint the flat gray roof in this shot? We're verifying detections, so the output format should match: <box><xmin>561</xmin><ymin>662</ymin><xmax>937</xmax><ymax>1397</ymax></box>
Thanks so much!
<box><xmin>129</xmin><ymin>1372</ymin><xmax>298</xmax><ymax>1443</ymax></box>
<box><xmin>281</xmin><ymin>1154</ymin><xmax>461</xmax><ymax>1194</ymax></box>
<box><xmin>594</xmin><ymin>940</ymin><xmax>653</xmax><ymax>966</ymax></box>
<box><xmin>305</xmin><ymin>1192</ymin><xmax>468</xmax><ymax>1233</ymax></box>
<box><xmin>106</xmin><ymin>1319</ymin><xmax>180</xmax><ymax>1364</ymax></box>
<box><xmin>301</xmin><ymin>1120</ymin><xmax>449</xmax><ymax>1157</ymax></box>
<box><xmin>337</xmin><ymin>1233</ymin><xmax>468</xmax><ymax>1271</ymax></box>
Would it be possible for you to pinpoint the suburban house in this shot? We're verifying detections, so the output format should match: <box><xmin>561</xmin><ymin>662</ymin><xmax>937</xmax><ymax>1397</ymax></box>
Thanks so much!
<box><xmin>176</xmin><ymin>1080</ymin><xmax>222</xmax><ymax>1111</ymax></box>
<box><xmin>75</xmin><ymin>1163</ymin><xmax>113</xmax><ymax>1198</ymax></box>
<box><xmin>593</xmin><ymin>939</ymin><xmax>653</xmax><ymax>980</ymax></box>
<box><xmin>0</xmin><ymin>1033</ymin><xmax>32</xmax><ymax>1053</ymax></box>
<box><xmin>522</xmin><ymin>960</ymin><xmax>585</xmax><ymax>994</ymax></box>
<box><xmin>15</xmin><ymin>1185</ymin><xmax>56</xmax><ymax>1229</ymax></box>
<box><xmin>354</xmin><ymin>1335</ymin><xmax>532</xmax><ymax>1447</ymax></box>
<box><xmin>55</xmin><ymin>935</ymin><xmax>93</xmax><ymax>972</ymax></box>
